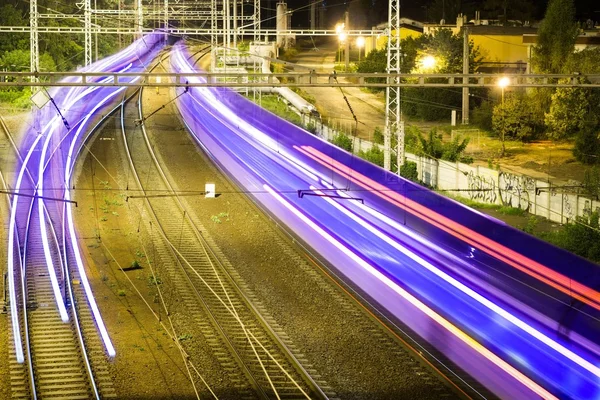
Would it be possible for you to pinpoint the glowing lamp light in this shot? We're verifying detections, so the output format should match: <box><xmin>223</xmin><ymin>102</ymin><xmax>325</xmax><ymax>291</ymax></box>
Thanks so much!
<box><xmin>498</xmin><ymin>76</ymin><xmax>510</xmax><ymax>89</ymax></box>
<box><xmin>335</xmin><ymin>22</ymin><xmax>345</xmax><ymax>34</ymax></box>
<box><xmin>356</xmin><ymin>36</ymin><xmax>365</xmax><ymax>48</ymax></box>
<box><xmin>421</xmin><ymin>55</ymin><xmax>436</xmax><ymax>70</ymax></box>
<box><xmin>338</xmin><ymin>32</ymin><xmax>347</xmax><ymax>43</ymax></box>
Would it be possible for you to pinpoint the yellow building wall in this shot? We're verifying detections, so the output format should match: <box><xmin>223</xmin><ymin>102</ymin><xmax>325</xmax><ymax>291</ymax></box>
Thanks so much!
<box><xmin>470</xmin><ymin>35</ymin><xmax>529</xmax><ymax>64</ymax></box>
<box><xmin>365</xmin><ymin>28</ymin><xmax>528</xmax><ymax>65</ymax></box>
<box><xmin>365</xmin><ymin>28</ymin><xmax>422</xmax><ymax>55</ymax></box>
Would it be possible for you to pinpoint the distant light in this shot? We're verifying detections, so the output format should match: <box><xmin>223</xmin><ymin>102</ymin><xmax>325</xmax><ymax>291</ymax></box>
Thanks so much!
<box><xmin>421</xmin><ymin>55</ymin><xmax>436</xmax><ymax>70</ymax></box>
<box><xmin>335</xmin><ymin>22</ymin><xmax>345</xmax><ymax>34</ymax></box>
<box><xmin>356</xmin><ymin>36</ymin><xmax>365</xmax><ymax>48</ymax></box>
<box><xmin>498</xmin><ymin>76</ymin><xmax>510</xmax><ymax>88</ymax></box>
<box><xmin>338</xmin><ymin>32</ymin><xmax>347</xmax><ymax>42</ymax></box>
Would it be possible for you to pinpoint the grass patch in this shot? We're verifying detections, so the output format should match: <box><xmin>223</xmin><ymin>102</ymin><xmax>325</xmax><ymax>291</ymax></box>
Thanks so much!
<box><xmin>249</xmin><ymin>95</ymin><xmax>302</xmax><ymax>126</ymax></box>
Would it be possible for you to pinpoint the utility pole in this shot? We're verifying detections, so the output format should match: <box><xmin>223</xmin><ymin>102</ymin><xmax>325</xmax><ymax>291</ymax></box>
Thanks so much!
<box><xmin>385</xmin><ymin>0</ymin><xmax>402</xmax><ymax>170</ymax></box>
<box><xmin>136</xmin><ymin>0</ymin><xmax>143</xmax><ymax>40</ymax></box>
<box><xmin>30</xmin><ymin>0</ymin><xmax>39</xmax><ymax>90</ymax></box>
<box><xmin>344</xmin><ymin>11</ymin><xmax>350</xmax><ymax>71</ymax></box>
<box><xmin>164</xmin><ymin>0</ymin><xmax>169</xmax><ymax>42</ymax></box>
<box><xmin>84</xmin><ymin>0</ymin><xmax>92</xmax><ymax>66</ymax></box>
<box><xmin>462</xmin><ymin>25</ymin><xmax>469</xmax><ymax>124</ymax></box>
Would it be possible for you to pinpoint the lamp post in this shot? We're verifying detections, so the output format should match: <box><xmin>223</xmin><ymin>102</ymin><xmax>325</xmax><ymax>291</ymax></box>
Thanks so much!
<box><xmin>335</xmin><ymin>23</ymin><xmax>345</xmax><ymax>65</ymax></box>
<box><xmin>497</xmin><ymin>76</ymin><xmax>510</xmax><ymax>157</ymax></box>
<box><xmin>356</xmin><ymin>36</ymin><xmax>365</xmax><ymax>62</ymax></box>
<box><xmin>338</xmin><ymin>32</ymin><xmax>347</xmax><ymax>70</ymax></box>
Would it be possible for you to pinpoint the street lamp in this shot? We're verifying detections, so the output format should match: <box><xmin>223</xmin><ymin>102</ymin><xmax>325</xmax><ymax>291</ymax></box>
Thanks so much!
<box><xmin>497</xmin><ymin>76</ymin><xmax>510</xmax><ymax>157</ymax></box>
<box><xmin>420</xmin><ymin>55</ymin><xmax>436</xmax><ymax>71</ymax></box>
<box><xmin>356</xmin><ymin>36</ymin><xmax>365</xmax><ymax>62</ymax></box>
<box><xmin>498</xmin><ymin>76</ymin><xmax>510</xmax><ymax>102</ymax></box>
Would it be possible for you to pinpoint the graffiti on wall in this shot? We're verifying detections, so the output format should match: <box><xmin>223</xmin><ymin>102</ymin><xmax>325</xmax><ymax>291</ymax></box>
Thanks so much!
<box><xmin>467</xmin><ymin>171</ymin><xmax>497</xmax><ymax>204</ymax></box>
<box><xmin>498</xmin><ymin>172</ymin><xmax>535</xmax><ymax>211</ymax></box>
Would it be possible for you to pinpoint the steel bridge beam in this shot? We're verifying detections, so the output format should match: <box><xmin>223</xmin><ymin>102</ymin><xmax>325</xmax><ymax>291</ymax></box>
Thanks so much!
<box><xmin>0</xmin><ymin>26</ymin><xmax>383</xmax><ymax>36</ymax></box>
<box><xmin>2</xmin><ymin>72</ymin><xmax>599</xmax><ymax>88</ymax></box>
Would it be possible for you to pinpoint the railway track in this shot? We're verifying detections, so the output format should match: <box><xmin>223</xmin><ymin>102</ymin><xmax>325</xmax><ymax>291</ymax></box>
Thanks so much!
<box><xmin>120</xmin><ymin>80</ymin><xmax>333</xmax><ymax>398</ymax></box>
<box><xmin>1</xmin><ymin>110</ymin><xmax>116</xmax><ymax>399</ymax></box>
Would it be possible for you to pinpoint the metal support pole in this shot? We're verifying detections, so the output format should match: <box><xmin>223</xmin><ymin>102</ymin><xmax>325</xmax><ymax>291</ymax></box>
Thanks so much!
<box><xmin>84</xmin><ymin>0</ymin><xmax>92</xmax><ymax>66</ymax></box>
<box><xmin>30</xmin><ymin>0</ymin><xmax>39</xmax><ymax>91</ymax></box>
<box><xmin>233</xmin><ymin>0</ymin><xmax>237</xmax><ymax>49</ymax></box>
<box><xmin>344</xmin><ymin>11</ymin><xmax>350</xmax><ymax>71</ymax></box>
<box><xmin>164</xmin><ymin>0</ymin><xmax>169</xmax><ymax>40</ymax></box>
<box><xmin>385</xmin><ymin>0</ymin><xmax>403</xmax><ymax>170</ymax></box>
<box><xmin>136</xmin><ymin>0</ymin><xmax>143</xmax><ymax>40</ymax></box>
<box><xmin>462</xmin><ymin>26</ymin><xmax>470</xmax><ymax>124</ymax></box>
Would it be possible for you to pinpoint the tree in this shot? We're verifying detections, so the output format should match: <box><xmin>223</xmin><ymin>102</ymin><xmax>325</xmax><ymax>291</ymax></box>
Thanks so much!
<box><xmin>492</xmin><ymin>93</ymin><xmax>539</xmax><ymax>154</ymax></box>
<box><xmin>573</xmin><ymin>123</ymin><xmax>600</xmax><ymax>165</ymax></box>
<box><xmin>0</xmin><ymin>4</ymin><xmax>28</xmax><ymax>53</ymax></box>
<box><xmin>531</xmin><ymin>0</ymin><xmax>578</xmax><ymax>73</ymax></box>
<box><xmin>404</xmin><ymin>28</ymin><xmax>482</xmax><ymax>121</ymax></box>
<box><xmin>545</xmin><ymin>84</ymin><xmax>589</xmax><ymax>140</ymax></box>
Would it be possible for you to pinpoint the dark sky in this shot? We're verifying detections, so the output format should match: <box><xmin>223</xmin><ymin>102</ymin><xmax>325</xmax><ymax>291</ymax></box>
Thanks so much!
<box><xmin>282</xmin><ymin>0</ymin><xmax>600</xmax><ymax>28</ymax></box>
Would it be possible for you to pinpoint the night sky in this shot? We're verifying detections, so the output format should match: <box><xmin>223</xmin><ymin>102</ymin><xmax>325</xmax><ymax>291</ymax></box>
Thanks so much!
<box><xmin>280</xmin><ymin>0</ymin><xmax>600</xmax><ymax>28</ymax></box>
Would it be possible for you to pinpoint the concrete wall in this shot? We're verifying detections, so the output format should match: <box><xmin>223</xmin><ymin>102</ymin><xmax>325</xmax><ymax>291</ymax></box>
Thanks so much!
<box><xmin>304</xmin><ymin>116</ymin><xmax>600</xmax><ymax>224</ymax></box>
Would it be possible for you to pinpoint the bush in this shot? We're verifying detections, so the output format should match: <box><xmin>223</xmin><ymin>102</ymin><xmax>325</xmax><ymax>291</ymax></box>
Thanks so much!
<box><xmin>492</xmin><ymin>93</ymin><xmax>539</xmax><ymax>142</ymax></box>
<box><xmin>583</xmin><ymin>166</ymin><xmax>600</xmax><ymax>199</ymax></box>
<box><xmin>573</xmin><ymin>123</ymin><xmax>600</xmax><ymax>165</ymax></box>
<box><xmin>417</xmin><ymin>128</ymin><xmax>469</xmax><ymax>162</ymax></box>
<box><xmin>373</xmin><ymin>127</ymin><xmax>384</xmax><ymax>144</ymax></box>
<box><xmin>305</xmin><ymin>122</ymin><xmax>317</xmax><ymax>135</ymax></box>
<box><xmin>471</xmin><ymin>101</ymin><xmax>493</xmax><ymax>131</ymax></box>
<box><xmin>400</xmin><ymin>161</ymin><xmax>418</xmax><ymax>181</ymax></box>
<box><xmin>330</xmin><ymin>132</ymin><xmax>353</xmax><ymax>152</ymax></box>
<box><xmin>358</xmin><ymin>145</ymin><xmax>384</xmax><ymax>167</ymax></box>
<box><xmin>538</xmin><ymin>212</ymin><xmax>600</xmax><ymax>263</ymax></box>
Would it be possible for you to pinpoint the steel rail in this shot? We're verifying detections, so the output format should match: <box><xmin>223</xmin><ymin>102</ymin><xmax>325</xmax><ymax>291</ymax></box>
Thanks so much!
<box><xmin>28</xmin><ymin>117</ymin><xmax>100</xmax><ymax>399</ymax></box>
<box><xmin>125</xmin><ymin>76</ymin><xmax>327</xmax><ymax>398</ymax></box>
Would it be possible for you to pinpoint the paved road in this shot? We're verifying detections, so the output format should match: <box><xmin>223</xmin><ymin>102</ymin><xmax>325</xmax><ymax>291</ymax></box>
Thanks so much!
<box><xmin>293</xmin><ymin>39</ymin><xmax>386</xmax><ymax>140</ymax></box>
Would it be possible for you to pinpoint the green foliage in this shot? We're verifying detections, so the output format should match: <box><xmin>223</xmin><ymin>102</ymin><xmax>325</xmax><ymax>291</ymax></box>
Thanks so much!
<box><xmin>237</xmin><ymin>41</ymin><xmax>250</xmax><ymax>51</ymax></box>
<box><xmin>417</xmin><ymin>128</ymin><xmax>470</xmax><ymax>162</ymax></box>
<box><xmin>0</xmin><ymin>5</ymin><xmax>28</xmax><ymax>53</ymax></box>
<box><xmin>399</xmin><ymin>161</ymin><xmax>419</xmax><ymax>182</ymax></box>
<box><xmin>492</xmin><ymin>93</ymin><xmax>539</xmax><ymax>142</ymax></box>
<box><xmin>532</xmin><ymin>0</ymin><xmax>578</xmax><ymax>73</ymax></box>
<box><xmin>565</xmin><ymin>48</ymin><xmax>600</xmax><ymax>74</ymax></box>
<box><xmin>471</xmin><ymin>101</ymin><xmax>494</xmax><ymax>131</ymax></box>
<box><xmin>178</xmin><ymin>333</ymin><xmax>193</xmax><ymax>342</ymax></box>
<box><xmin>330</xmin><ymin>132</ymin><xmax>354</xmax><ymax>152</ymax></box>
<box><xmin>305</xmin><ymin>122</ymin><xmax>317</xmax><ymax>135</ymax></box>
<box><xmin>583</xmin><ymin>166</ymin><xmax>600</xmax><ymax>199</ymax></box>
<box><xmin>522</xmin><ymin>216</ymin><xmax>539</xmax><ymax>234</ymax></box>
<box><xmin>356</xmin><ymin>48</ymin><xmax>387</xmax><ymax>89</ymax></box>
<box><xmin>130</xmin><ymin>260</ymin><xmax>142</xmax><ymax>270</ymax></box>
<box><xmin>539</xmin><ymin>212</ymin><xmax>600</xmax><ymax>263</ymax></box>
<box><xmin>373</xmin><ymin>127</ymin><xmax>384</xmax><ymax>145</ymax></box>
<box><xmin>573</xmin><ymin>123</ymin><xmax>600</xmax><ymax>165</ymax></box>
<box><xmin>358</xmin><ymin>145</ymin><xmax>384</xmax><ymax>167</ymax></box>
<box><xmin>545</xmin><ymin>84</ymin><xmax>589</xmax><ymax>139</ymax></box>
<box><xmin>252</xmin><ymin>95</ymin><xmax>302</xmax><ymax>126</ymax></box>
<box><xmin>280</xmin><ymin>47</ymin><xmax>298</xmax><ymax>61</ymax></box>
